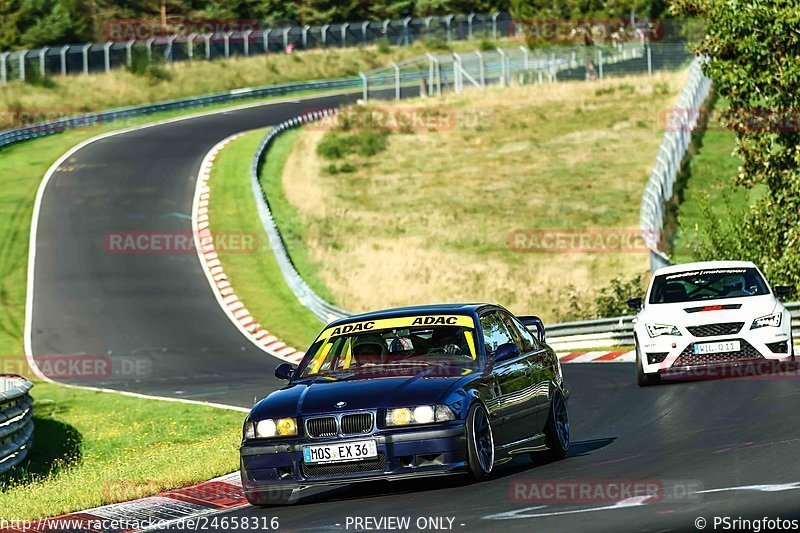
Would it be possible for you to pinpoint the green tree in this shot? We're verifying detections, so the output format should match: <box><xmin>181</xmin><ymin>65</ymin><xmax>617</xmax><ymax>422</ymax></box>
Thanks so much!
<box><xmin>672</xmin><ymin>0</ymin><xmax>800</xmax><ymax>286</ymax></box>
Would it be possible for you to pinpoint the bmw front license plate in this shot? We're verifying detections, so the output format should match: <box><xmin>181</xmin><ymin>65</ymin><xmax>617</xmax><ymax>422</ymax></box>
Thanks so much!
<box><xmin>693</xmin><ymin>340</ymin><xmax>741</xmax><ymax>355</ymax></box>
<box><xmin>303</xmin><ymin>440</ymin><xmax>377</xmax><ymax>464</ymax></box>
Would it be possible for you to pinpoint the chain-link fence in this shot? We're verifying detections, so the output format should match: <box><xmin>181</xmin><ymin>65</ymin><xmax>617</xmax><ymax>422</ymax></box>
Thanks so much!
<box><xmin>639</xmin><ymin>56</ymin><xmax>712</xmax><ymax>271</ymax></box>
<box><xmin>360</xmin><ymin>42</ymin><xmax>693</xmax><ymax>101</ymax></box>
<box><xmin>0</xmin><ymin>13</ymin><xmax>516</xmax><ymax>83</ymax></box>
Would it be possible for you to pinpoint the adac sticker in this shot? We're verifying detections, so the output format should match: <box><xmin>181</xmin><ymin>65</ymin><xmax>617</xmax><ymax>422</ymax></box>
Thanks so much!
<box><xmin>319</xmin><ymin>315</ymin><xmax>474</xmax><ymax>340</ymax></box>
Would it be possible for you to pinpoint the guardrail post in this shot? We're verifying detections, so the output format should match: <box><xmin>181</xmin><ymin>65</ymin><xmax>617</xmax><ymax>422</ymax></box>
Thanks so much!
<box><xmin>39</xmin><ymin>47</ymin><xmax>48</xmax><ymax>78</ymax></box>
<box><xmin>467</xmin><ymin>13</ymin><xmax>475</xmax><ymax>39</ymax></box>
<box><xmin>341</xmin><ymin>23</ymin><xmax>349</xmax><ymax>47</ymax></box>
<box><xmin>492</xmin><ymin>12</ymin><xmax>500</xmax><ymax>40</ymax></box>
<box><xmin>187</xmin><ymin>34</ymin><xmax>196</xmax><ymax>60</ymax></box>
<box><xmin>445</xmin><ymin>15</ymin><xmax>454</xmax><ymax>41</ymax></box>
<box><xmin>0</xmin><ymin>52</ymin><xmax>8</xmax><ymax>84</ymax></box>
<box><xmin>146</xmin><ymin>38</ymin><xmax>154</xmax><ymax>63</ymax></box>
<box><xmin>81</xmin><ymin>44</ymin><xmax>91</xmax><ymax>75</ymax></box>
<box><xmin>392</xmin><ymin>61</ymin><xmax>400</xmax><ymax>100</ymax></box>
<box><xmin>243</xmin><ymin>29</ymin><xmax>253</xmax><ymax>56</ymax></box>
<box><xmin>359</xmin><ymin>72</ymin><xmax>368</xmax><ymax>102</ymax></box>
<box><xmin>125</xmin><ymin>41</ymin><xmax>134</xmax><ymax>68</ymax></box>
<box><xmin>321</xmin><ymin>25</ymin><xmax>329</xmax><ymax>47</ymax></box>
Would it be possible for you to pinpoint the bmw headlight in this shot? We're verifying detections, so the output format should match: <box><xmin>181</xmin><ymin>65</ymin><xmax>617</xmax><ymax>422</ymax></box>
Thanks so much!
<box><xmin>751</xmin><ymin>313</ymin><xmax>782</xmax><ymax>329</ymax></box>
<box><xmin>646</xmin><ymin>324</ymin><xmax>681</xmax><ymax>338</ymax></box>
<box><xmin>385</xmin><ymin>405</ymin><xmax>455</xmax><ymax>427</ymax></box>
<box><xmin>245</xmin><ymin>417</ymin><xmax>298</xmax><ymax>438</ymax></box>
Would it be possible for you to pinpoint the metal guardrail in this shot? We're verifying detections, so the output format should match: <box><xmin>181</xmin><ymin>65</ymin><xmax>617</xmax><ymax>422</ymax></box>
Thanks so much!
<box><xmin>0</xmin><ymin>77</ymin><xmax>363</xmax><ymax>150</ymax></box>
<box><xmin>0</xmin><ymin>375</ymin><xmax>34</xmax><ymax>475</ymax></box>
<box><xmin>1</xmin><ymin>12</ymin><xmax>515</xmax><ymax>82</ymax></box>
<box><xmin>639</xmin><ymin>56</ymin><xmax>712</xmax><ymax>272</ymax></box>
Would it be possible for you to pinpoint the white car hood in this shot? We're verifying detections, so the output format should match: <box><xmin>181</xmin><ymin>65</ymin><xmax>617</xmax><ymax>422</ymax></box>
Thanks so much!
<box><xmin>640</xmin><ymin>294</ymin><xmax>779</xmax><ymax>326</ymax></box>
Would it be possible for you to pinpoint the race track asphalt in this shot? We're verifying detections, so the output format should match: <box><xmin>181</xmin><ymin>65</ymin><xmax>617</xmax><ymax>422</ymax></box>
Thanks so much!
<box><xmin>27</xmin><ymin>89</ymin><xmax>800</xmax><ymax>531</ymax></box>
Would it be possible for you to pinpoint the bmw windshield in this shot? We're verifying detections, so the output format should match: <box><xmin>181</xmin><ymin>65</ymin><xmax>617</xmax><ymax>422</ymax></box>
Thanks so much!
<box><xmin>649</xmin><ymin>267</ymin><xmax>770</xmax><ymax>304</ymax></box>
<box><xmin>296</xmin><ymin>315</ymin><xmax>481</xmax><ymax>379</ymax></box>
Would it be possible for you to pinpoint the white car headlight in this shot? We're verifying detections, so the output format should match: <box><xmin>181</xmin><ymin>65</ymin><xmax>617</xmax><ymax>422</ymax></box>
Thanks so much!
<box><xmin>751</xmin><ymin>313</ymin><xmax>782</xmax><ymax>329</ymax></box>
<box><xmin>249</xmin><ymin>417</ymin><xmax>298</xmax><ymax>438</ymax></box>
<box><xmin>646</xmin><ymin>324</ymin><xmax>681</xmax><ymax>338</ymax></box>
<box><xmin>385</xmin><ymin>405</ymin><xmax>455</xmax><ymax>427</ymax></box>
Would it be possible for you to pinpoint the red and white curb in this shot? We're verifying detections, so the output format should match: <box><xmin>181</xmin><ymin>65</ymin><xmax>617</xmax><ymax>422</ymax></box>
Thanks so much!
<box><xmin>192</xmin><ymin>134</ymin><xmax>304</xmax><ymax>366</ymax></box>
<box><xmin>557</xmin><ymin>350</ymin><xmax>635</xmax><ymax>363</ymax></box>
<box><xmin>3</xmin><ymin>474</ymin><xmax>247</xmax><ymax>532</ymax></box>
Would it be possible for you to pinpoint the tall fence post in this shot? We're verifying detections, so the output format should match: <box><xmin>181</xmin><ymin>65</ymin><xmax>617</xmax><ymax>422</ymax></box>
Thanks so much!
<box><xmin>361</xmin><ymin>22</ymin><xmax>369</xmax><ymax>44</ymax></box>
<box><xmin>39</xmin><ymin>47</ymin><xmax>48</xmax><ymax>78</ymax></box>
<box><xmin>166</xmin><ymin>36</ymin><xmax>176</xmax><ymax>63</ymax></box>
<box><xmin>475</xmin><ymin>51</ymin><xmax>485</xmax><ymax>88</ymax></box>
<box><xmin>321</xmin><ymin>25</ymin><xmax>329</xmax><ymax>47</ymax></box>
<box><xmin>224</xmin><ymin>32</ymin><xmax>232</xmax><ymax>58</ymax></box>
<box><xmin>203</xmin><ymin>34</ymin><xmax>212</xmax><ymax>59</ymax></box>
<box><xmin>302</xmin><ymin>26</ymin><xmax>310</xmax><ymax>48</ymax></box>
<box><xmin>492</xmin><ymin>12</ymin><xmax>500</xmax><ymax>40</ymax></box>
<box><xmin>124</xmin><ymin>41</ymin><xmax>133</xmax><ymax>68</ymax></box>
<box><xmin>282</xmin><ymin>27</ymin><xmax>290</xmax><ymax>50</ymax></box>
<box><xmin>18</xmin><ymin>50</ymin><xmax>26</xmax><ymax>81</ymax></box>
<box><xmin>341</xmin><ymin>23</ymin><xmax>349</xmax><ymax>47</ymax></box>
<box><xmin>103</xmin><ymin>42</ymin><xmax>112</xmax><ymax>72</ymax></box>
<box><xmin>598</xmin><ymin>48</ymin><xmax>604</xmax><ymax>80</ymax></box>
<box><xmin>0</xmin><ymin>52</ymin><xmax>8</xmax><ymax>84</ymax></box>
<box><xmin>647</xmin><ymin>43</ymin><xmax>652</xmax><ymax>76</ymax></box>
<box><xmin>60</xmin><ymin>45</ymin><xmax>70</xmax><ymax>75</ymax></box>
<box><xmin>468</xmin><ymin>13</ymin><xmax>475</xmax><ymax>39</ymax></box>
<box><xmin>520</xmin><ymin>46</ymin><xmax>529</xmax><ymax>71</ymax></box>
<box><xmin>453</xmin><ymin>53</ymin><xmax>462</xmax><ymax>93</ymax></box>
<box><xmin>402</xmin><ymin>18</ymin><xmax>411</xmax><ymax>46</ymax></box>
<box><xmin>243</xmin><ymin>29</ymin><xmax>253</xmax><ymax>56</ymax></box>
<box><xmin>146</xmin><ymin>38</ymin><xmax>154</xmax><ymax>63</ymax></box>
<box><xmin>81</xmin><ymin>44</ymin><xmax>91</xmax><ymax>75</ymax></box>
<box><xmin>187</xmin><ymin>34</ymin><xmax>196</xmax><ymax>60</ymax></box>
<box><xmin>497</xmin><ymin>47</ymin><xmax>507</xmax><ymax>86</ymax></box>
<box><xmin>445</xmin><ymin>15</ymin><xmax>454</xmax><ymax>41</ymax></box>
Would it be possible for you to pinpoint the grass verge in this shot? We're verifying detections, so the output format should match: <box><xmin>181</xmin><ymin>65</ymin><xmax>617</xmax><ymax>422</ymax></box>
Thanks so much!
<box><xmin>0</xmin><ymin>382</ymin><xmax>243</xmax><ymax>520</ymax></box>
<box><xmin>278</xmin><ymin>72</ymin><xmax>689</xmax><ymax>322</ymax></box>
<box><xmin>207</xmin><ymin>130</ymin><xmax>322</xmax><ymax>348</ymax></box>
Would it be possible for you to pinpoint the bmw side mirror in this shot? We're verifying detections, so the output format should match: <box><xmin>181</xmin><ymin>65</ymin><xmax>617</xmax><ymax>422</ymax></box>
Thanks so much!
<box><xmin>275</xmin><ymin>363</ymin><xmax>296</xmax><ymax>381</ymax></box>
<box><xmin>775</xmin><ymin>286</ymin><xmax>793</xmax><ymax>300</ymax></box>
<box><xmin>493</xmin><ymin>342</ymin><xmax>520</xmax><ymax>363</ymax></box>
<box><xmin>626</xmin><ymin>297</ymin><xmax>643</xmax><ymax>311</ymax></box>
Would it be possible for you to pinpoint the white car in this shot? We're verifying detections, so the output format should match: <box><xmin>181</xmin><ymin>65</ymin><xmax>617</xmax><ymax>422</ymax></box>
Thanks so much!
<box><xmin>630</xmin><ymin>260</ymin><xmax>794</xmax><ymax>386</ymax></box>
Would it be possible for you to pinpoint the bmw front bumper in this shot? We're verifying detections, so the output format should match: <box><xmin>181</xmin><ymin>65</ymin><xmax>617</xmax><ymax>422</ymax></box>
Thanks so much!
<box><xmin>240</xmin><ymin>423</ymin><xmax>467</xmax><ymax>504</ymax></box>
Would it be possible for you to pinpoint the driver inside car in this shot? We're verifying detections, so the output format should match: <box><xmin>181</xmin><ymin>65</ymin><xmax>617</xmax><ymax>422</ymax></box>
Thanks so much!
<box><xmin>429</xmin><ymin>326</ymin><xmax>469</xmax><ymax>356</ymax></box>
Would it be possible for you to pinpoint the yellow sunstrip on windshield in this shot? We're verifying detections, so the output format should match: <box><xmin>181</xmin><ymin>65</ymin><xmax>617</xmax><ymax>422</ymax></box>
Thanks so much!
<box><xmin>316</xmin><ymin>315</ymin><xmax>477</xmax><ymax>340</ymax></box>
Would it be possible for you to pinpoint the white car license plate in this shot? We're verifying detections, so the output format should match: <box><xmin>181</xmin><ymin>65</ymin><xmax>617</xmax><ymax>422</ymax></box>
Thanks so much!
<box><xmin>693</xmin><ymin>340</ymin><xmax>741</xmax><ymax>355</ymax></box>
<box><xmin>303</xmin><ymin>440</ymin><xmax>377</xmax><ymax>464</ymax></box>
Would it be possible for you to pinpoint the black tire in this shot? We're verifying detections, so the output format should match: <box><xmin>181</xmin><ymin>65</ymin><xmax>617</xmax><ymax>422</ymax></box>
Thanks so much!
<box><xmin>466</xmin><ymin>402</ymin><xmax>494</xmax><ymax>481</ymax></box>
<box><xmin>543</xmin><ymin>390</ymin><xmax>569</xmax><ymax>460</ymax></box>
<box><xmin>636</xmin><ymin>342</ymin><xmax>660</xmax><ymax>387</ymax></box>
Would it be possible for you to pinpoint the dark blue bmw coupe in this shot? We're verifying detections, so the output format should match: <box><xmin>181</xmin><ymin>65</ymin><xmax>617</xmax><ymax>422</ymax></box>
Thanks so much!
<box><xmin>240</xmin><ymin>303</ymin><xmax>569</xmax><ymax>505</ymax></box>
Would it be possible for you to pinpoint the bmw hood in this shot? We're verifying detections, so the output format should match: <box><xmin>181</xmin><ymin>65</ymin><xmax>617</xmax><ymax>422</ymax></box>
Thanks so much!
<box><xmin>250</xmin><ymin>373</ymin><xmax>464</xmax><ymax>420</ymax></box>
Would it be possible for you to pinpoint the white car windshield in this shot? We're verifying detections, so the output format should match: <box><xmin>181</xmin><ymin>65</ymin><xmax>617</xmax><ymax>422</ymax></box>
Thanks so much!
<box><xmin>649</xmin><ymin>267</ymin><xmax>770</xmax><ymax>304</ymax></box>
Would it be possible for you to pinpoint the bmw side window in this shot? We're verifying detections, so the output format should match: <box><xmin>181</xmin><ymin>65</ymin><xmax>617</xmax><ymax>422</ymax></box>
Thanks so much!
<box><xmin>505</xmin><ymin>314</ymin><xmax>538</xmax><ymax>353</ymax></box>
<box><xmin>479</xmin><ymin>312</ymin><xmax>515</xmax><ymax>354</ymax></box>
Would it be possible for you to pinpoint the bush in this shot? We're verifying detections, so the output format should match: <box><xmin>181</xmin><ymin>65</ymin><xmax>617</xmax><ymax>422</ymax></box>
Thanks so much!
<box><xmin>594</xmin><ymin>273</ymin><xmax>648</xmax><ymax>318</ymax></box>
<box><xmin>423</xmin><ymin>36</ymin><xmax>450</xmax><ymax>51</ymax></box>
<box><xmin>377</xmin><ymin>39</ymin><xmax>391</xmax><ymax>54</ymax></box>
<box><xmin>316</xmin><ymin>130</ymin><xmax>388</xmax><ymax>160</ymax></box>
<box><xmin>479</xmin><ymin>39</ymin><xmax>497</xmax><ymax>51</ymax></box>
